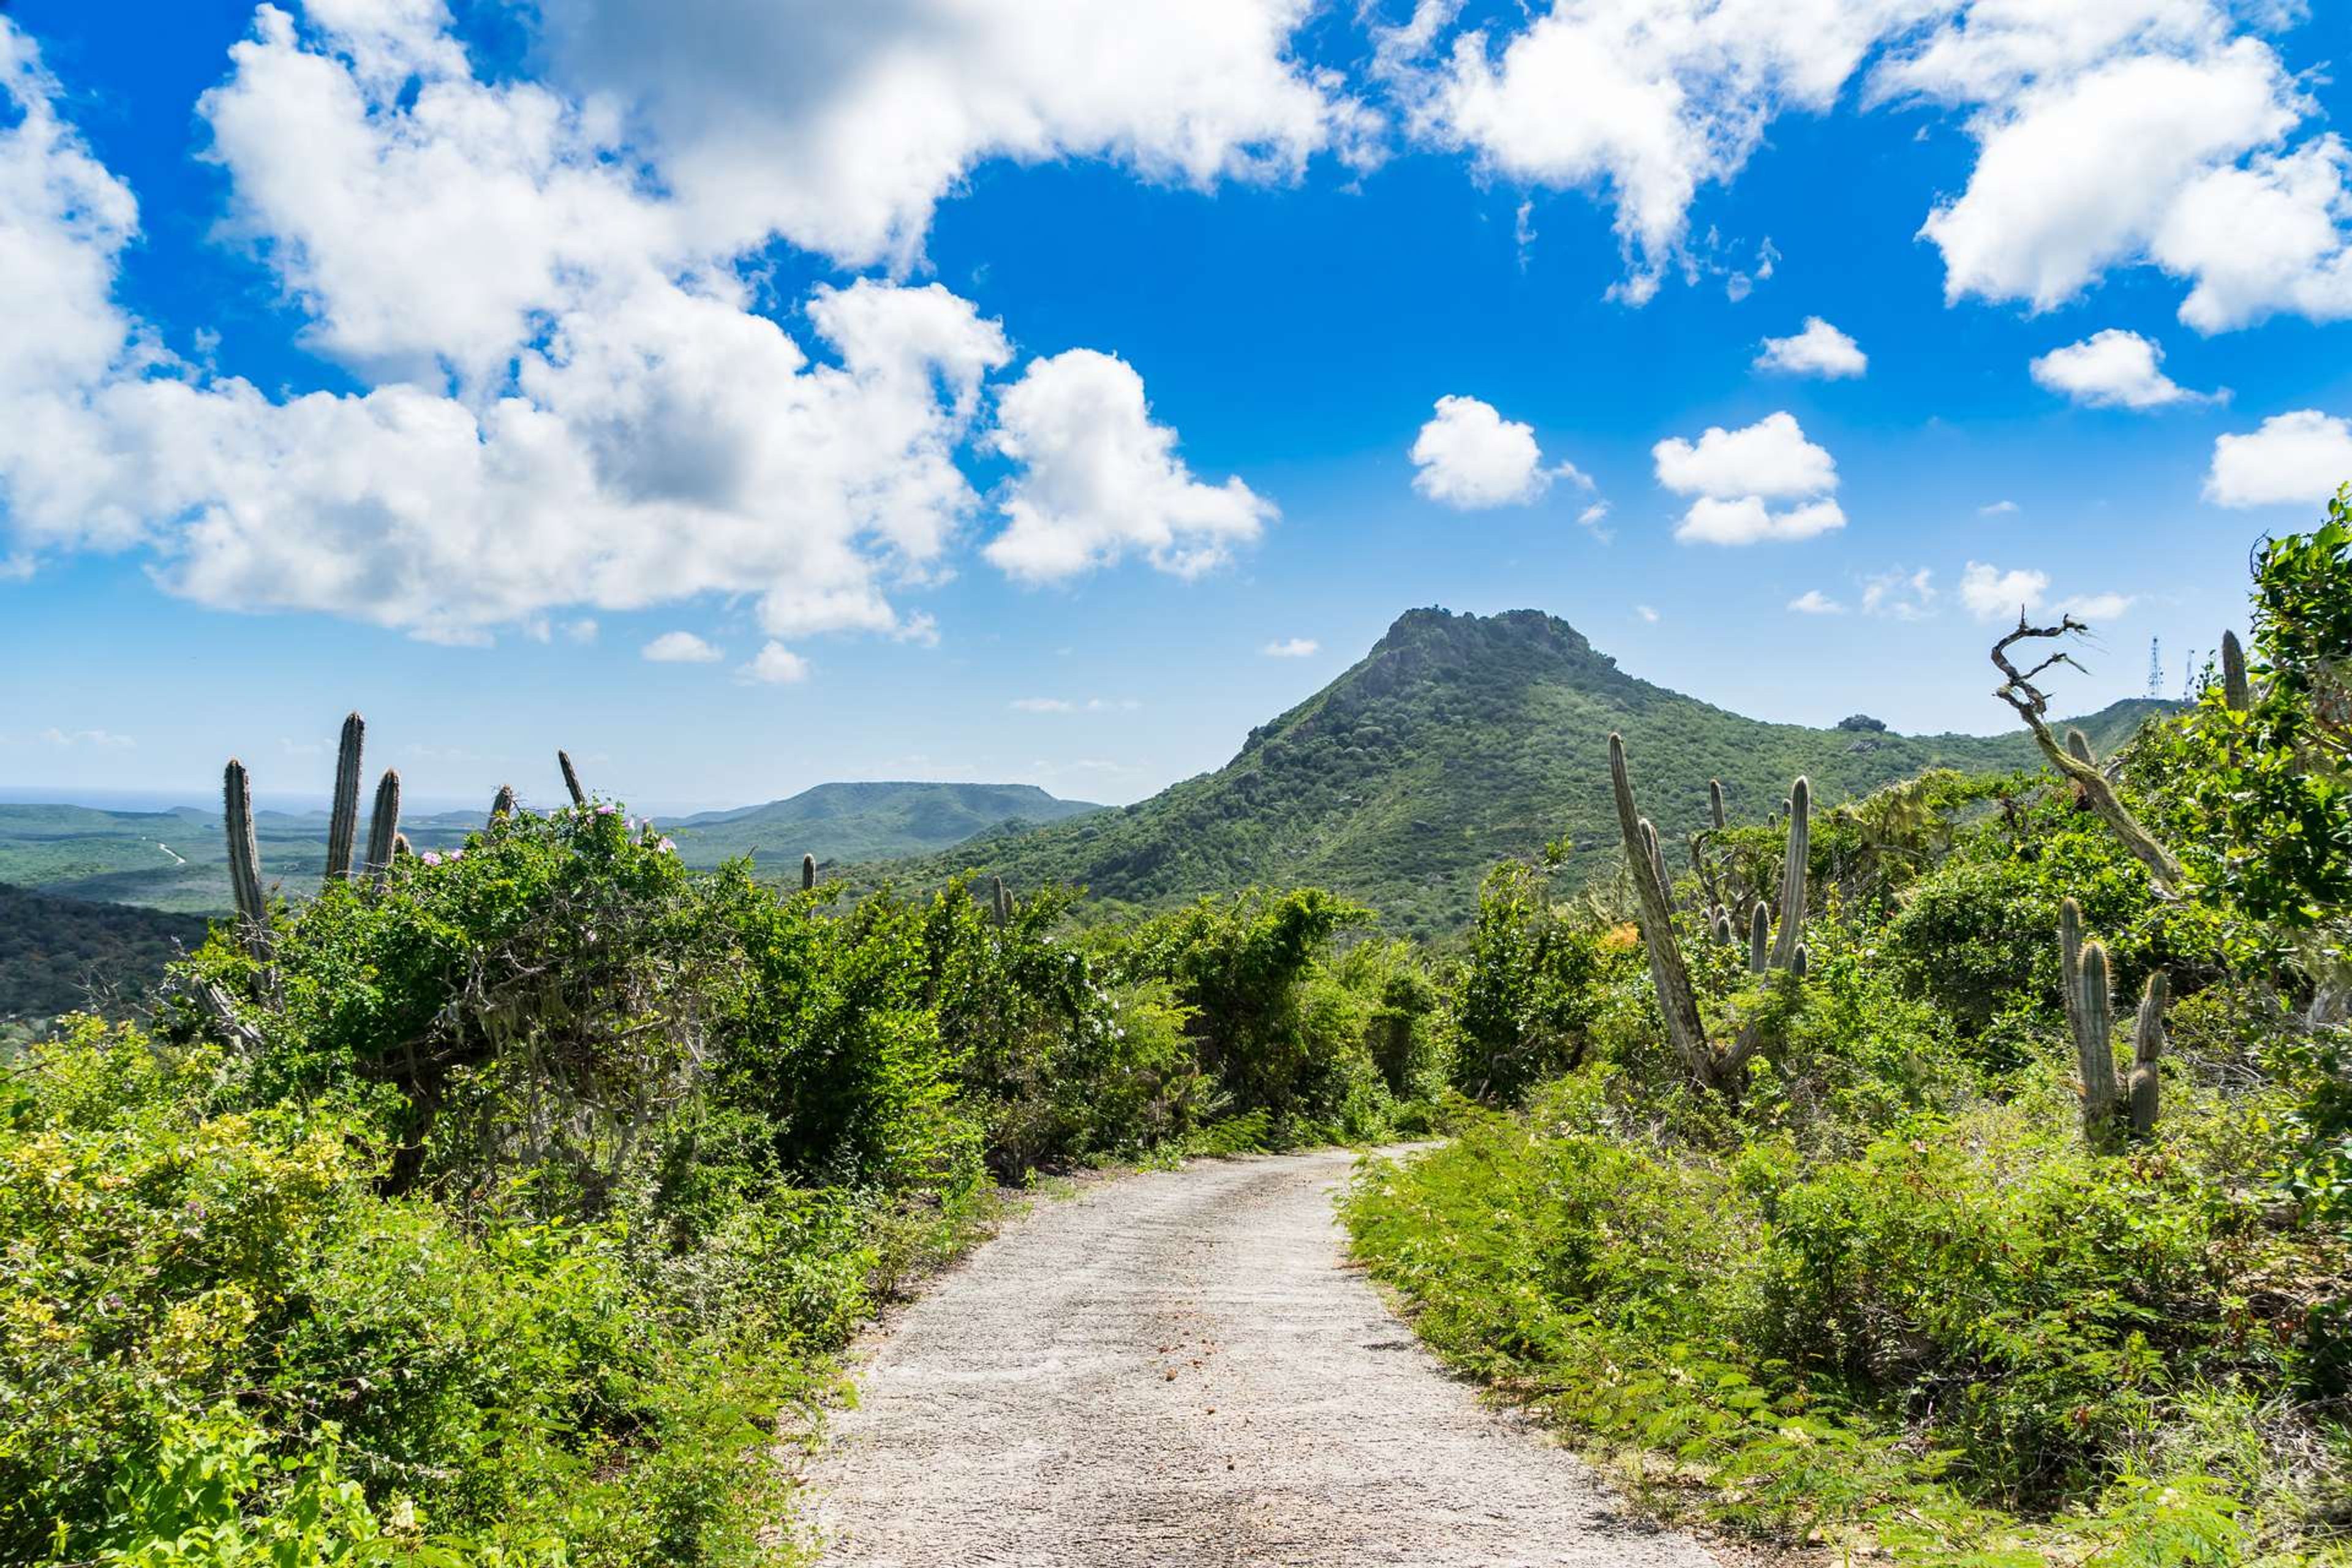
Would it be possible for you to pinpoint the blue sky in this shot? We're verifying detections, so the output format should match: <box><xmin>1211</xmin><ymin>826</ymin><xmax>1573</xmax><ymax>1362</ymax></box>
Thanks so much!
<box><xmin>4</xmin><ymin>0</ymin><xmax>2350</xmax><ymax>813</ymax></box>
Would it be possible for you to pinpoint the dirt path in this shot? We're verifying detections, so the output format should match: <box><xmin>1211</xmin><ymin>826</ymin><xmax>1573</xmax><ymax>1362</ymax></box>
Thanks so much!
<box><xmin>803</xmin><ymin>1147</ymin><xmax>1720</xmax><ymax>1567</ymax></box>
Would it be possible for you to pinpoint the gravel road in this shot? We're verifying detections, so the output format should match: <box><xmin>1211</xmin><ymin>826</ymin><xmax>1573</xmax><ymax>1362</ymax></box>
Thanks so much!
<box><xmin>803</xmin><ymin>1147</ymin><xmax>1721</xmax><ymax>1567</ymax></box>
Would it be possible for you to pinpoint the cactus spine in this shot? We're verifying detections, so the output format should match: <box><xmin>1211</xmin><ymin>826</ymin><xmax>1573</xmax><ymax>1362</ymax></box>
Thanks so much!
<box><xmin>2129</xmin><ymin>971</ymin><xmax>2167</xmax><ymax>1139</ymax></box>
<box><xmin>364</xmin><ymin>770</ymin><xmax>402</xmax><ymax>886</ymax></box>
<box><xmin>1708</xmin><ymin>778</ymin><xmax>1726</xmax><ymax>831</ymax></box>
<box><xmin>490</xmin><ymin>784</ymin><xmax>517</xmax><ymax>822</ymax></box>
<box><xmin>558</xmin><ymin>750</ymin><xmax>587</xmax><ymax>808</ymax></box>
<box><xmin>2221</xmin><ymin>630</ymin><xmax>2249</xmax><ymax>712</ymax></box>
<box><xmin>324</xmin><ymin>712</ymin><xmax>364</xmax><ymax>883</ymax></box>
<box><xmin>223</xmin><ymin>759</ymin><xmax>268</xmax><ymax>953</ymax></box>
<box><xmin>802</xmin><ymin>853</ymin><xmax>816</xmax><ymax>892</ymax></box>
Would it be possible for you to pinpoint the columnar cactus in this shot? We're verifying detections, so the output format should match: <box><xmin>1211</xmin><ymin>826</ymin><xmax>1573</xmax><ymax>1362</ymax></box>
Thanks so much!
<box><xmin>490</xmin><ymin>784</ymin><xmax>517</xmax><ymax>821</ymax></box>
<box><xmin>1608</xmin><ymin>733</ymin><xmax>1811</xmax><ymax>1098</ymax></box>
<box><xmin>223</xmin><ymin>759</ymin><xmax>268</xmax><ymax>953</ymax></box>
<box><xmin>2072</xmin><ymin>938</ymin><xmax>2119</xmax><ymax>1135</ymax></box>
<box><xmin>558</xmin><ymin>750</ymin><xmax>587</xmax><ymax>808</ymax></box>
<box><xmin>1710</xmin><ymin>906</ymin><xmax>1733</xmax><ymax>946</ymax></box>
<box><xmin>324</xmin><ymin>712</ymin><xmax>364</xmax><ymax>883</ymax></box>
<box><xmin>2059</xmin><ymin>903</ymin><xmax>2167</xmax><ymax>1146</ymax></box>
<box><xmin>990</xmin><ymin>875</ymin><xmax>1011</xmax><ymax>927</ymax></box>
<box><xmin>1709</xmin><ymin>778</ymin><xmax>1726</xmax><ymax>831</ymax></box>
<box><xmin>1747</xmin><ymin>900</ymin><xmax>1770</xmax><ymax>974</ymax></box>
<box><xmin>1770</xmin><ymin>778</ymin><xmax>1811</xmax><ymax>971</ymax></box>
<box><xmin>802</xmin><ymin>853</ymin><xmax>816</xmax><ymax>892</ymax></box>
<box><xmin>364</xmin><ymin>770</ymin><xmax>402</xmax><ymax>886</ymax></box>
<box><xmin>2129</xmin><ymin>971</ymin><xmax>2168</xmax><ymax>1139</ymax></box>
<box><xmin>2221</xmin><ymin>630</ymin><xmax>2250</xmax><ymax>712</ymax></box>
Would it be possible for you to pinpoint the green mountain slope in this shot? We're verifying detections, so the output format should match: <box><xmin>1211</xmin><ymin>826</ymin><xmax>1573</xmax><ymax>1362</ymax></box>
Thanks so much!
<box><xmin>668</xmin><ymin>782</ymin><xmax>1102</xmax><ymax>867</ymax></box>
<box><xmin>885</xmin><ymin>608</ymin><xmax>2173</xmax><ymax>935</ymax></box>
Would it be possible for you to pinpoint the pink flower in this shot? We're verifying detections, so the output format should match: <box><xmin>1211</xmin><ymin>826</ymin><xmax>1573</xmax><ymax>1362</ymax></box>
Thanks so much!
<box><xmin>447</xmin><ymin>848</ymin><xmax>464</xmax><ymax>862</ymax></box>
<box><xmin>595</xmin><ymin>803</ymin><xmax>618</xmax><ymax>816</ymax></box>
<box><xmin>421</xmin><ymin>851</ymin><xmax>443</xmax><ymax>867</ymax></box>
<box><xmin>657</xmin><ymin>837</ymin><xmax>677</xmax><ymax>854</ymax></box>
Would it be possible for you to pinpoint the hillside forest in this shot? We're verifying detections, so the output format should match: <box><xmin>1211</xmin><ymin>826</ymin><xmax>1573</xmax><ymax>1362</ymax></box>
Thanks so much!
<box><xmin>2</xmin><ymin>500</ymin><xmax>2348</xmax><ymax>1566</ymax></box>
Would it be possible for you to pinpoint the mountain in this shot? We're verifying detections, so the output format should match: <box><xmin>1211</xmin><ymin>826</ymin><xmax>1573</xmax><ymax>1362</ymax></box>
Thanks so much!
<box><xmin>0</xmin><ymin>783</ymin><xmax>1101</xmax><ymax>914</ymax></box>
<box><xmin>0</xmin><ymin>883</ymin><xmax>210</xmax><ymax>1020</ymax></box>
<box><xmin>668</xmin><ymin>782</ymin><xmax>1102</xmax><ymax>867</ymax></box>
<box><xmin>880</xmin><ymin>608</ymin><xmax>2175</xmax><ymax>936</ymax></box>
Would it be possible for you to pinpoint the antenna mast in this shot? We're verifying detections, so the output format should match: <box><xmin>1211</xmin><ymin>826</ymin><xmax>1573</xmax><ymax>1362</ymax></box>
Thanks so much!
<box><xmin>2147</xmin><ymin>638</ymin><xmax>2163</xmax><ymax>700</ymax></box>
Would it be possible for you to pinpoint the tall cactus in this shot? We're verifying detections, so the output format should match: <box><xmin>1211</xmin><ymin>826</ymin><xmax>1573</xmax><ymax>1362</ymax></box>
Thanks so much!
<box><xmin>2065</xmin><ymin>729</ymin><xmax>2097</xmax><ymax>768</ymax></box>
<box><xmin>990</xmin><ymin>875</ymin><xmax>1012</xmax><ymax>927</ymax></box>
<box><xmin>2221</xmin><ymin>630</ymin><xmax>2249</xmax><ymax>712</ymax></box>
<box><xmin>1610</xmin><ymin>734</ymin><xmax>1715</xmax><ymax>1088</ymax></box>
<box><xmin>364</xmin><ymin>770</ymin><xmax>402</xmax><ymax>886</ymax></box>
<box><xmin>490</xmin><ymin>784</ymin><xmax>517</xmax><ymax>822</ymax></box>
<box><xmin>2059</xmin><ymin>897</ymin><xmax>2087</xmax><ymax>1044</ymax></box>
<box><xmin>802</xmin><ymin>853</ymin><xmax>816</xmax><ymax>892</ymax></box>
<box><xmin>1710</xmin><ymin>906</ymin><xmax>1733</xmax><ymax>946</ymax></box>
<box><xmin>1769</xmin><ymin>778</ymin><xmax>1810</xmax><ymax>971</ymax></box>
<box><xmin>1708</xmin><ymin>778</ymin><xmax>1726</xmax><ymax>831</ymax></box>
<box><xmin>1747</xmin><ymin>900</ymin><xmax>1770</xmax><ymax>974</ymax></box>
<box><xmin>2129</xmin><ymin>971</ymin><xmax>2168</xmax><ymax>1139</ymax></box>
<box><xmin>222</xmin><ymin>759</ymin><xmax>268</xmax><ymax>953</ymax></box>
<box><xmin>323</xmin><ymin>712</ymin><xmax>364</xmax><ymax>883</ymax></box>
<box><xmin>2073</xmin><ymin>939</ymin><xmax>2119</xmax><ymax>1136</ymax></box>
<box><xmin>558</xmin><ymin>750</ymin><xmax>587</xmax><ymax>808</ymax></box>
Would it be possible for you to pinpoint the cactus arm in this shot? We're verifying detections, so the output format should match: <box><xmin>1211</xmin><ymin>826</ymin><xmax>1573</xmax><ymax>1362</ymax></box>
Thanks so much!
<box><xmin>490</xmin><ymin>784</ymin><xmax>517</xmax><ymax>823</ymax></box>
<box><xmin>223</xmin><ymin>759</ymin><xmax>269</xmax><ymax>953</ymax></box>
<box><xmin>558</xmin><ymin>750</ymin><xmax>587</xmax><ymax>808</ymax></box>
<box><xmin>2129</xmin><ymin>971</ymin><xmax>2168</xmax><ymax>1139</ymax></box>
<box><xmin>323</xmin><ymin>712</ymin><xmax>364</xmax><ymax>882</ymax></box>
<box><xmin>364</xmin><ymin>770</ymin><xmax>402</xmax><ymax>886</ymax></box>
<box><xmin>802</xmin><ymin>853</ymin><xmax>816</xmax><ymax>892</ymax></box>
<box><xmin>1609</xmin><ymin>734</ymin><xmax>1716</xmax><ymax>1088</ymax></box>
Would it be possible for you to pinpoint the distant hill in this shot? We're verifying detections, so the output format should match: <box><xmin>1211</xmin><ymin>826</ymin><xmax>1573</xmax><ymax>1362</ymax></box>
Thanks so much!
<box><xmin>668</xmin><ymin>782</ymin><xmax>1102</xmax><ymax>869</ymax></box>
<box><xmin>880</xmin><ymin>608</ymin><xmax>2176</xmax><ymax>936</ymax></box>
<box><xmin>0</xmin><ymin>783</ymin><xmax>1101</xmax><ymax>914</ymax></box>
<box><xmin>0</xmin><ymin>883</ymin><xmax>210</xmax><ymax>1020</ymax></box>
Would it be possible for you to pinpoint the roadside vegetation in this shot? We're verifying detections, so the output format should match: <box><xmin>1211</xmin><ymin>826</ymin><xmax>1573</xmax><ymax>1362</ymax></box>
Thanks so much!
<box><xmin>5</xmin><ymin>502</ymin><xmax>2343</xmax><ymax>1566</ymax></box>
<box><xmin>1345</xmin><ymin>502</ymin><xmax>2352</xmax><ymax>1564</ymax></box>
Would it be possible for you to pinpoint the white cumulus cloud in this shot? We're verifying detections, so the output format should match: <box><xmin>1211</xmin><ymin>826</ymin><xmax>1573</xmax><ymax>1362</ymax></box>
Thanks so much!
<box><xmin>2029</xmin><ymin>328</ymin><xmax>2208</xmax><ymax>408</ymax></box>
<box><xmin>984</xmin><ymin>349</ymin><xmax>1275</xmax><ymax>583</ymax></box>
<box><xmin>1755</xmin><ymin>317</ymin><xmax>1867</xmax><ymax>378</ymax></box>
<box><xmin>1654</xmin><ymin>412</ymin><xmax>1844</xmax><ymax>545</ymax></box>
<box><xmin>737</xmin><ymin>643</ymin><xmax>810</xmax><ymax>684</ymax></box>
<box><xmin>1408</xmin><ymin>394</ymin><xmax>1585</xmax><ymax>508</ymax></box>
<box><xmin>642</xmin><ymin>630</ymin><xmax>722</xmax><ymax>663</ymax></box>
<box><xmin>1787</xmin><ymin>589</ymin><xmax>1845</xmax><ymax>614</ymax></box>
<box><xmin>1262</xmin><ymin>638</ymin><xmax>1319</xmax><ymax>657</ymax></box>
<box><xmin>532</xmin><ymin>0</ymin><xmax>1368</xmax><ymax>271</ymax></box>
<box><xmin>1959</xmin><ymin>560</ymin><xmax>2051</xmax><ymax>621</ymax></box>
<box><xmin>2205</xmin><ymin>410</ymin><xmax>2352</xmax><ymax>508</ymax></box>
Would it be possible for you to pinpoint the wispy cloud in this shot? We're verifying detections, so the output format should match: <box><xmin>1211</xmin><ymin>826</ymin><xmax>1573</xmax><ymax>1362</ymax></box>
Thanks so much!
<box><xmin>1262</xmin><ymin>638</ymin><xmax>1319</xmax><ymax>657</ymax></box>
